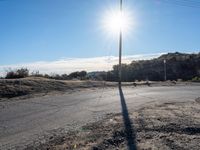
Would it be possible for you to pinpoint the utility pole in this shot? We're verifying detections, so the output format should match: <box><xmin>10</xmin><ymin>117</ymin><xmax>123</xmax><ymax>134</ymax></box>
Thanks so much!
<box><xmin>164</xmin><ymin>59</ymin><xmax>166</xmax><ymax>81</ymax></box>
<box><xmin>119</xmin><ymin>0</ymin><xmax>122</xmax><ymax>85</ymax></box>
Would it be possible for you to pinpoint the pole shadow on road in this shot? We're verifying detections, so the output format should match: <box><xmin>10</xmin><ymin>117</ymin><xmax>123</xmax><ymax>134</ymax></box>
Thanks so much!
<box><xmin>119</xmin><ymin>85</ymin><xmax>137</xmax><ymax>150</ymax></box>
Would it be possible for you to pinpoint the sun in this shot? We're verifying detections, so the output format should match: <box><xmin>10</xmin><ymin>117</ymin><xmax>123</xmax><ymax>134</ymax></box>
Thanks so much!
<box><xmin>102</xmin><ymin>8</ymin><xmax>132</xmax><ymax>36</ymax></box>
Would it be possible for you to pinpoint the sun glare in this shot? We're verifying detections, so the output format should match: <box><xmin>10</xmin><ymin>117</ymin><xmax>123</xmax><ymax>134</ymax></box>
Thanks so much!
<box><xmin>102</xmin><ymin>8</ymin><xmax>132</xmax><ymax>36</ymax></box>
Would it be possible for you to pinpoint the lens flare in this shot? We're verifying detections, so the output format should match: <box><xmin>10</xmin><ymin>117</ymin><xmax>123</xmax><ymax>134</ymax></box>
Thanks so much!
<box><xmin>102</xmin><ymin>8</ymin><xmax>132</xmax><ymax>36</ymax></box>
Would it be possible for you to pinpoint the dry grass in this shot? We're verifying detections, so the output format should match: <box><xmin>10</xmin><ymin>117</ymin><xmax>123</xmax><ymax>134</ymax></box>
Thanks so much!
<box><xmin>0</xmin><ymin>77</ymin><xmax>110</xmax><ymax>99</ymax></box>
<box><xmin>0</xmin><ymin>77</ymin><xmax>193</xmax><ymax>99</ymax></box>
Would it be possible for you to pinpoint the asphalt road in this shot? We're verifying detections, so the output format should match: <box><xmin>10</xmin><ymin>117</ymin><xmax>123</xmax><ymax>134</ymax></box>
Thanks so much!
<box><xmin>0</xmin><ymin>85</ymin><xmax>200</xmax><ymax>149</ymax></box>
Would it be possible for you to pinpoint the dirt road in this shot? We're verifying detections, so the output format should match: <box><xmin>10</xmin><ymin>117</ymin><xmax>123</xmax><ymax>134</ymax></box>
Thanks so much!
<box><xmin>0</xmin><ymin>85</ymin><xmax>200</xmax><ymax>149</ymax></box>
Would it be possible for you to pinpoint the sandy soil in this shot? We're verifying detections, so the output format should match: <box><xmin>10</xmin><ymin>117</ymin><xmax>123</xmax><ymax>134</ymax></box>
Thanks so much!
<box><xmin>25</xmin><ymin>98</ymin><xmax>200</xmax><ymax>150</ymax></box>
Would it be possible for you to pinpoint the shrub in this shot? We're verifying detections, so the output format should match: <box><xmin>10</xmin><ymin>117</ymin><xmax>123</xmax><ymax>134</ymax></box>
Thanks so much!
<box><xmin>68</xmin><ymin>71</ymin><xmax>87</xmax><ymax>80</ymax></box>
<box><xmin>192</xmin><ymin>76</ymin><xmax>200</xmax><ymax>82</ymax></box>
<box><xmin>31</xmin><ymin>71</ymin><xmax>43</xmax><ymax>77</ymax></box>
<box><xmin>5</xmin><ymin>68</ymin><xmax>29</xmax><ymax>79</ymax></box>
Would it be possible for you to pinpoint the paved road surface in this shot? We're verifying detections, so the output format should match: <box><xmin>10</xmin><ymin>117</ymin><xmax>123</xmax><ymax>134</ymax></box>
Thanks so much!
<box><xmin>0</xmin><ymin>85</ymin><xmax>200</xmax><ymax>149</ymax></box>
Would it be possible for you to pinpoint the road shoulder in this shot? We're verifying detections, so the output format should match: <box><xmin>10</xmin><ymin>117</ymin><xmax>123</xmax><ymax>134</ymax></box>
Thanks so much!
<box><xmin>26</xmin><ymin>98</ymin><xmax>200</xmax><ymax>150</ymax></box>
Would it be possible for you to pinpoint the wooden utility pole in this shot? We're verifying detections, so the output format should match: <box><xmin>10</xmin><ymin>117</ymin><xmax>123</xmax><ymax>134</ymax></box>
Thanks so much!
<box><xmin>119</xmin><ymin>0</ymin><xmax>123</xmax><ymax>85</ymax></box>
<box><xmin>164</xmin><ymin>59</ymin><xmax>167</xmax><ymax>81</ymax></box>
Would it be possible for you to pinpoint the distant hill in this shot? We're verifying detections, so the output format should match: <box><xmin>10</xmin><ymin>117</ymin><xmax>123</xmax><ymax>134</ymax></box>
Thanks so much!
<box><xmin>105</xmin><ymin>52</ymin><xmax>200</xmax><ymax>81</ymax></box>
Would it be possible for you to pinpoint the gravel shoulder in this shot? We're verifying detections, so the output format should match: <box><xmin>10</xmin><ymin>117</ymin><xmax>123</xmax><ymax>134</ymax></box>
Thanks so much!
<box><xmin>27</xmin><ymin>98</ymin><xmax>200</xmax><ymax>150</ymax></box>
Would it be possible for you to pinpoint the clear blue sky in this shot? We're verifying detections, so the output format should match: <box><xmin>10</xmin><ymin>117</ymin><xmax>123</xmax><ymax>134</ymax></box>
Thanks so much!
<box><xmin>1</xmin><ymin>0</ymin><xmax>200</xmax><ymax>65</ymax></box>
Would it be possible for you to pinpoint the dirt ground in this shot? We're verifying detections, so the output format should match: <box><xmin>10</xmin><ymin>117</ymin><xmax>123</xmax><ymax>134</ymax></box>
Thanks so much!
<box><xmin>0</xmin><ymin>77</ymin><xmax>196</xmax><ymax>99</ymax></box>
<box><xmin>26</xmin><ymin>98</ymin><xmax>200</xmax><ymax>150</ymax></box>
<box><xmin>0</xmin><ymin>77</ymin><xmax>113</xmax><ymax>99</ymax></box>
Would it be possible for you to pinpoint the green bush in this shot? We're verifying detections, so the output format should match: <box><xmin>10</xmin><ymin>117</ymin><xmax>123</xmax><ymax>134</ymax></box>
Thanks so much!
<box><xmin>192</xmin><ymin>76</ymin><xmax>200</xmax><ymax>82</ymax></box>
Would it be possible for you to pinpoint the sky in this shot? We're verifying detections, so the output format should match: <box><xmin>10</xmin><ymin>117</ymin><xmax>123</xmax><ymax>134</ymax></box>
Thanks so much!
<box><xmin>0</xmin><ymin>0</ymin><xmax>200</xmax><ymax>75</ymax></box>
<box><xmin>0</xmin><ymin>53</ymin><xmax>163</xmax><ymax>76</ymax></box>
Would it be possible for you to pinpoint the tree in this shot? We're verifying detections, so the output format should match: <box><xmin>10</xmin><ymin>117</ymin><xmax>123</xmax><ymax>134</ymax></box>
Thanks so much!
<box><xmin>5</xmin><ymin>68</ymin><xmax>29</xmax><ymax>79</ymax></box>
<box><xmin>106</xmin><ymin>52</ymin><xmax>200</xmax><ymax>82</ymax></box>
